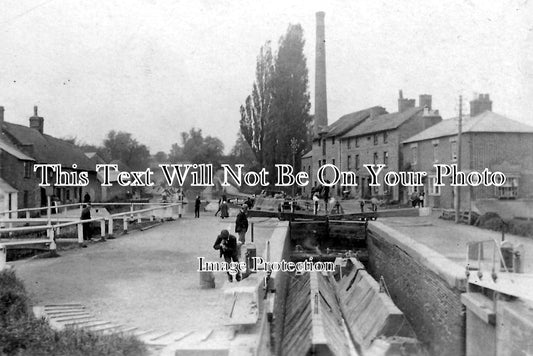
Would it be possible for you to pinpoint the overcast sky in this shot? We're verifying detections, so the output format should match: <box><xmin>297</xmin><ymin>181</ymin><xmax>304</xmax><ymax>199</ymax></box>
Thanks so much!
<box><xmin>0</xmin><ymin>0</ymin><xmax>531</xmax><ymax>154</ymax></box>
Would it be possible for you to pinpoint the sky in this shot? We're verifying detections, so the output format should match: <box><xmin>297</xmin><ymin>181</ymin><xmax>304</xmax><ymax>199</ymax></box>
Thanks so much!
<box><xmin>0</xmin><ymin>0</ymin><xmax>531</xmax><ymax>154</ymax></box>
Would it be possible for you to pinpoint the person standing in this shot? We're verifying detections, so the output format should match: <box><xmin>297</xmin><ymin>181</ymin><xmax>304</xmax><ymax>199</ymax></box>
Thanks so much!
<box><xmin>213</xmin><ymin>229</ymin><xmax>241</xmax><ymax>282</ymax></box>
<box><xmin>322</xmin><ymin>181</ymin><xmax>330</xmax><ymax>213</ymax></box>
<box><xmin>359</xmin><ymin>199</ymin><xmax>365</xmax><ymax>213</ymax></box>
<box><xmin>194</xmin><ymin>195</ymin><xmax>201</xmax><ymax>218</ymax></box>
<box><xmin>220</xmin><ymin>200</ymin><xmax>229</xmax><ymax>219</ymax></box>
<box><xmin>80</xmin><ymin>204</ymin><xmax>92</xmax><ymax>241</ymax></box>
<box><xmin>371</xmin><ymin>197</ymin><xmax>379</xmax><ymax>212</ymax></box>
<box><xmin>419</xmin><ymin>192</ymin><xmax>425</xmax><ymax>208</ymax></box>
<box><xmin>235</xmin><ymin>205</ymin><xmax>249</xmax><ymax>245</ymax></box>
<box><xmin>83</xmin><ymin>192</ymin><xmax>91</xmax><ymax>204</ymax></box>
<box><xmin>312</xmin><ymin>192</ymin><xmax>319</xmax><ymax>215</ymax></box>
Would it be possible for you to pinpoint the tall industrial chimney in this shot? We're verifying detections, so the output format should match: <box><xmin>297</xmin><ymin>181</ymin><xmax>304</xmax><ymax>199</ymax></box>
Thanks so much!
<box><xmin>314</xmin><ymin>11</ymin><xmax>328</xmax><ymax>135</ymax></box>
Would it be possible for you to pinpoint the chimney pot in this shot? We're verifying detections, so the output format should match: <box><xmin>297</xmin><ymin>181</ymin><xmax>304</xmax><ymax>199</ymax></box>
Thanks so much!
<box><xmin>29</xmin><ymin>106</ymin><xmax>44</xmax><ymax>134</ymax></box>
<box><xmin>0</xmin><ymin>106</ymin><xmax>4</xmax><ymax>132</ymax></box>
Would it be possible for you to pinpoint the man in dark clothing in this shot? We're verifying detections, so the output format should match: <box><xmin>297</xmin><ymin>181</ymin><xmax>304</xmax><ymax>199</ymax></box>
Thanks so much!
<box><xmin>194</xmin><ymin>196</ymin><xmax>201</xmax><ymax>218</ymax></box>
<box><xmin>235</xmin><ymin>205</ymin><xmax>249</xmax><ymax>246</ymax></box>
<box><xmin>245</xmin><ymin>197</ymin><xmax>253</xmax><ymax>209</ymax></box>
<box><xmin>213</xmin><ymin>229</ymin><xmax>241</xmax><ymax>282</ymax></box>
<box><xmin>322</xmin><ymin>181</ymin><xmax>330</xmax><ymax>212</ymax></box>
<box><xmin>83</xmin><ymin>192</ymin><xmax>91</xmax><ymax>204</ymax></box>
<box><xmin>80</xmin><ymin>204</ymin><xmax>92</xmax><ymax>240</ymax></box>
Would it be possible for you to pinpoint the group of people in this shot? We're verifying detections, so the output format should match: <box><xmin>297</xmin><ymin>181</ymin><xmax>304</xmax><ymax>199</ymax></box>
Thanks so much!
<box><xmin>410</xmin><ymin>191</ymin><xmax>425</xmax><ymax>208</ymax></box>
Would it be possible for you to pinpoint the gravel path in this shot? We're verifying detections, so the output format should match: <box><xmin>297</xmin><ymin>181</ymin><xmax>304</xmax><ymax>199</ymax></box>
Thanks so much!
<box><xmin>13</xmin><ymin>215</ymin><xmax>277</xmax><ymax>333</ymax></box>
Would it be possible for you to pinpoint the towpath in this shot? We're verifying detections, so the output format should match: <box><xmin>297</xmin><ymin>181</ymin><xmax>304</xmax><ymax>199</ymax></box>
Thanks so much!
<box><xmin>13</xmin><ymin>214</ymin><xmax>277</xmax><ymax>333</ymax></box>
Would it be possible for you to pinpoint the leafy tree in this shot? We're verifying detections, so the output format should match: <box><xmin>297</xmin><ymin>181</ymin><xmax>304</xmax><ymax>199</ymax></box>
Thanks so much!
<box><xmin>102</xmin><ymin>130</ymin><xmax>150</xmax><ymax>170</ymax></box>
<box><xmin>266</xmin><ymin>24</ymin><xmax>311</xmax><ymax>175</ymax></box>
<box><xmin>230</xmin><ymin>133</ymin><xmax>258</xmax><ymax>167</ymax></box>
<box><xmin>239</xmin><ymin>41</ymin><xmax>274</xmax><ymax>167</ymax></box>
<box><xmin>153</xmin><ymin>151</ymin><xmax>168</xmax><ymax>162</ymax></box>
<box><xmin>168</xmin><ymin>128</ymin><xmax>224</xmax><ymax>166</ymax></box>
<box><xmin>239</xmin><ymin>25</ymin><xmax>311</xmax><ymax>180</ymax></box>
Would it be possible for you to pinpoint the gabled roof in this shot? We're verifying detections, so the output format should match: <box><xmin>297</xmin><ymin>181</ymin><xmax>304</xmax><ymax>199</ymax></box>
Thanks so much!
<box><xmin>301</xmin><ymin>150</ymin><xmax>312</xmax><ymax>159</ymax></box>
<box><xmin>0</xmin><ymin>178</ymin><xmax>17</xmax><ymax>193</ymax></box>
<box><xmin>343</xmin><ymin>107</ymin><xmax>424</xmax><ymax>138</ymax></box>
<box><xmin>403</xmin><ymin>111</ymin><xmax>533</xmax><ymax>144</ymax></box>
<box><xmin>321</xmin><ymin>106</ymin><xmax>387</xmax><ymax>138</ymax></box>
<box><xmin>0</xmin><ymin>137</ymin><xmax>34</xmax><ymax>161</ymax></box>
<box><xmin>3</xmin><ymin>122</ymin><xmax>95</xmax><ymax>171</ymax></box>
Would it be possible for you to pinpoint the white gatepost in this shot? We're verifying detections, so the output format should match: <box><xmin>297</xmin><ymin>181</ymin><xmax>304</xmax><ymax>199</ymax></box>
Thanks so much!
<box><xmin>0</xmin><ymin>244</ymin><xmax>6</xmax><ymax>270</ymax></box>
<box><xmin>123</xmin><ymin>217</ymin><xmax>128</xmax><ymax>234</ymax></box>
<box><xmin>108</xmin><ymin>217</ymin><xmax>114</xmax><ymax>236</ymax></box>
<box><xmin>100</xmin><ymin>219</ymin><xmax>106</xmax><ymax>238</ymax></box>
<box><xmin>77</xmin><ymin>223</ymin><xmax>84</xmax><ymax>244</ymax></box>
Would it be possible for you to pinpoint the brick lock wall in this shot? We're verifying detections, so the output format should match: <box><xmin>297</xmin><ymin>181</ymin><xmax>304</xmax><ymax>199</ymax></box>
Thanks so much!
<box><xmin>367</xmin><ymin>231</ymin><xmax>466</xmax><ymax>356</ymax></box>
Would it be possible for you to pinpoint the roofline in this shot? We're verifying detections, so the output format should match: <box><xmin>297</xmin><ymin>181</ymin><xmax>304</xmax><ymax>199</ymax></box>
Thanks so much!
<box><xmin>403</xmin><ymin>129</ymin><xmax>533</xmax><ymax>145</ymax></box>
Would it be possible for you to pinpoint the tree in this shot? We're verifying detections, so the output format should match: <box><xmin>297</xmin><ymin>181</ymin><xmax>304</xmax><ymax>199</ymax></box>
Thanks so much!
<box><xmin>266</xmin><ymin>24</ymin><xmax>311</xmax><ymax>175</ymax></box>
<box><xmin>239</xmin><ymin>41</ymin><xmax>274</xmax><ymax>168</ymax></box>
<box><xmin>102</xmin><ymin>130</ymin><xmax>150</xmax><ymax>170</ymax></box>
<box><xmin>230</xmin><ymin>133</ymin><xmax>258</xmax><ymax>167</ymax></box>
<box><xmin>168</xmin><ymin>128</ymin><xmax>224</xmax><ymax>166</ymax></box>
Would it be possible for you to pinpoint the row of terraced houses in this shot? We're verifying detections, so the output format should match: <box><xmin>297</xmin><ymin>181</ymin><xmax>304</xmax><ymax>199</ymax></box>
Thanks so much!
<box><xmin>0</xmin><ymin>106</ymin><xmax>130</xmax><ymax>216</ymax></box>
<box><xmin>301</xmin><ymin>91</ymin><xmax>533</xmax><ymax>210</ymax></box>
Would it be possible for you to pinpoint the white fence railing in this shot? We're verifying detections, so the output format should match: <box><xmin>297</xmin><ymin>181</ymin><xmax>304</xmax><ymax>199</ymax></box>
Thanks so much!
<box><xmin>0</xmin><ymin>202</ymin><xmax>182</xmax><ymax>270</ymax></box>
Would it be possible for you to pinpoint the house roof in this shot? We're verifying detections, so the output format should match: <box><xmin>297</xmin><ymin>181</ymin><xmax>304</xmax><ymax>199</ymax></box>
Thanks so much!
<box><xmin>0</xmin><ymin>178</ymin><xmax>18</xmax><ymax>193</ymax></box>
<box><xmin>403</xmin><ymin>111</ymin><xmax>533</xmax><ymax>144</ymax></box>
<box><xmin>0</xmin><ymin>136</ymin><xmax>34</xmax><ymax>161</ymax></box>
<box><xmin>343</xmin><ymin>107</ymin><xmax>424</xmax><ymax>138</ymax></box>
<box><xmin>3</xmin><ymin>122</ymin><xmax>95</xmax><ymax>171</ymax></box>
<box><xmin>321</xmin><ymin>106</ymin><xmax>387</xmax><ymax>138</ymax></box>
<box><xmin>301</xmin><ymin>150</ymin><xmax>312</xmax><ymax>159</ymax></box>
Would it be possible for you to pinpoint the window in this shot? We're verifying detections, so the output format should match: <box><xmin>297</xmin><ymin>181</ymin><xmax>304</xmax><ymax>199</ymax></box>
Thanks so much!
<box><xmin>383</xmin><ymin>132</ymin><xmax>388</xmax><ymax>144</ymax></box>
<box><xmin>383</xmin><ymin>152</ymin><xmax>389</xmax><ymax>166</ymax></box>
<box><xmin>373</xmin><ymin>152</ymin><xmax>378</xmax><ymax>164</ymax></box>
<box><xmin>318</xmin><ymin>139</ymin><xmax>321</xmax><ymax>147</ymax></box>
<box><xmin>332</xmin><ymin>159</ymin><xmax>335</xmax><ymax>166</ymax></box>
<box><xmin>373</xmin><ymin>134</ymin><xmax>378</xmax><ymax>145</ymax></box>
<box><xmin>432</xmin><ymin>140</ymin><xmax>439</xmax><ymax>162</ymax></box>
<box><xmin>322</xmin><ymin>139</ymin><xmax>326</xmax><ymax>155</ymax></box>
<box><xmin>347</xmin><ymin>155</ymin><xmax>351</xmax><ymax>170</ymax></box>
<box><xmin>428</xmin><ymin>177</ymin><xmax>441</xmax><ymax>196</ymax></box>
<box><xmin>24</xmin><ymin>162</ymin><xmax>32</xmax><ymax>178</ymax></box>
<box><xmin>322</xmin><ymin>159</ymin><xmax>326</xmax><ymax>166</ymax></box>
<box><xmin>355</xmin><ymin>137</ymin><xmax>359</xmax><ymax>147</ymax></box>
<box><xmin>411</xmin><ymin>144</ymin><xmax>418</xmax><ymax>165</ymax></box>
<box><xmin>451</xmin><ymin>139</ymin><xmax>457</xmax><ymax>161</ymax></box>
<box><xmin>318</xmin><ymin>160</ymin><xmax>321</xmax><ymax>167</ymax></box>
<box><xmin>355</xmin><ymin>155</ymin><xmax>360</xmax><ymax>170</ymax></box>
<box><xmin>347</xmin><ymin>139</ymin><xmax>351</xmax><ymax>149</ymax></box>
<box><xmin>332</xmin><ymin>137</ymin><xmax>335</xmax><ymax>145</ymax></box>
<box><xmin>23</xmin><ymin>191</ymin><xmax>29</xmax><ymax>208</ymax></box>
<box><xmin>498</xmin><ymin>177</ymin><xmax>518</xmax><ymax>199</ymax></box>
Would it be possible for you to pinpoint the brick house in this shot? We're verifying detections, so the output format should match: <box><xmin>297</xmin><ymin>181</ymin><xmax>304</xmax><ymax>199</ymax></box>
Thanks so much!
<box><xmin>1</xmin><ymin>106</ymin><xmax>101</xmax><ymax>209</ymax></box>
<box><xmin>402</xmin><ymin>94</ymin><xmax>533</xmax><ymax>209</ymax></box>
<box><xmin>302</xmin><ymin>91</ymin><xmax>442</xmax><ymax>201</ymax></box>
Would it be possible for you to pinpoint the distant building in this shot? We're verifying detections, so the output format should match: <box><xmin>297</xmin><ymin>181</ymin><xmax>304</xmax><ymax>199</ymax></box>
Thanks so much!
<box><xmin>302</xmin><ymin>91</ymin><xmax>442</xmax><ymax>201</ymax></box>
<box><xmin>0</xmin><ymin>106</ymin><xmax>100</xmax><ymax>210</ymax></box>
<box><xmin>402</xmin><ymin>94</ymin><xmax>533</xmax><ymax>208</ymax></box>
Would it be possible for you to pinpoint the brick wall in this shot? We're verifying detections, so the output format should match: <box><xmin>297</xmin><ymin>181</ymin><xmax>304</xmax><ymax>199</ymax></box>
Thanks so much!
<box><xmin>367</xmin><ymin>229</ymin><xmax>466</xmax><ymax>356</ymax></box>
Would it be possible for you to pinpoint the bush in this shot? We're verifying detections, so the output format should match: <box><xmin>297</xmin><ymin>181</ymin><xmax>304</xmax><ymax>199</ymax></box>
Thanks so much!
<box><xmin>0</xmin><ymin>270</ymin><xmax>147</xmax><ymax>356</ymax></box>
<box><xmin>475</xmin><ymin>213</ymin><xmax>533</xmax><ymax>238</ymax></box>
